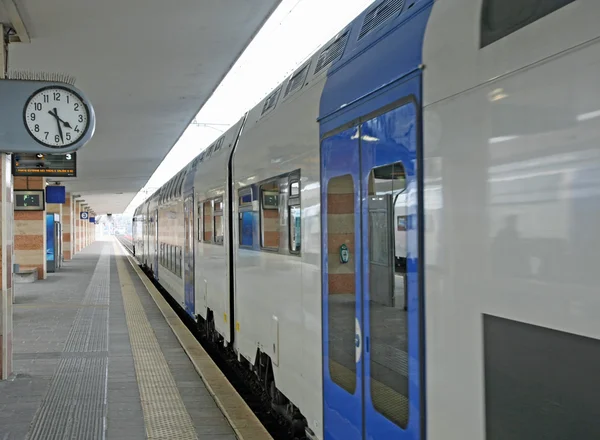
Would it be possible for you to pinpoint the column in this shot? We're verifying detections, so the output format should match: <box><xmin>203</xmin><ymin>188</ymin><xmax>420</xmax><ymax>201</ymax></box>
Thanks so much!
<box><xmin>74</xmin><ymin>200</ymin><xmax>81</xmax><ymax>254</ymax></box>
<box><xmin>0</xmin><ymin>153</ymin><xmax>14</xmax><ymax>380</ymax></box>
<box><xmin>63</xmin><ymin>194</ymin><xmax>72</xmax><ymax>260</ymax></box>
<box><xmin>14</xmin><ymin>176</ymin><xmax>46</xmax><ymax>280</ymax></box>
<box><xmin>90</xmin><ymin>211</ymin><xmax>96</xmax><ymax>244</ymax></box>
<box><xmin>0</xmin><ymin>25</ymin><xmax>14</xmax><ymax>379</ymax></box>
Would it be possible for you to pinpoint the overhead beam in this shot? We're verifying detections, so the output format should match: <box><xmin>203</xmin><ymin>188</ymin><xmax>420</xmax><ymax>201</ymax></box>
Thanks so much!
<box><xmin>1</xmin><ymin>0</ymin><xmax>30</xmax><ymax>43</ymax></box>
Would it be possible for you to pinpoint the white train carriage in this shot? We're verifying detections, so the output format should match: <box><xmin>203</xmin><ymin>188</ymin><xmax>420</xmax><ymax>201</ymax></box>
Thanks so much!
<box><xmin>155</xmin><ymin>169</ymin><xmax>188</xmax><ymax>306</ymax></box>
<box><xmin>133</xmin><ymin>0</ymin><xmax>600</xmax><ymax>439</ymax></box>
<box><xmin>191</xmin><ymin>118</ymin><xmax>246</xmax><ymax>341</ymax></box>
<box><xmin>231</xmin><ymin>42</ymin><xmax>331</xmax><ymax>431</ymax></box>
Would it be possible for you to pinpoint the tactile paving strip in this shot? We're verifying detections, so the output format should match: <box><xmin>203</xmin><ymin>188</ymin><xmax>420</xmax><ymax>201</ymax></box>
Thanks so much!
<box><xmin>27</xmin><ymin>245</ymin><xmax>111</xmax><ymax>440</ymax></box>
<box><xmin>114</xmin><ymin>246</ymin><xmax>198</xmax><ymax>440</ymax></box>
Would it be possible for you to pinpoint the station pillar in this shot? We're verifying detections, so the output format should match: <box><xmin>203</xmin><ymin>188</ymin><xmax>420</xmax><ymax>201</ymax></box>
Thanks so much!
<box><xmin>13</xmin><ymin>176</ymin><xmax>46</xmax><ymax>280</ymax></box>
<box><xmin>0</xmin><ymin>154</ymin><xmax>14</xmax><ymax>380</ymax></box>
<box><xmin>0</xmin><ymin>24</ymin><xmax>15</xmax><ymax>379</ymax></box>
<box><xmin>63</xmin><ymin>194</ymin><xmax>72</xmax><ymax>260</ymax></box>
<box><xmin>73</xmin><ymin>200</ymin><xmax>81</xmax><ymax>254</ymax></box>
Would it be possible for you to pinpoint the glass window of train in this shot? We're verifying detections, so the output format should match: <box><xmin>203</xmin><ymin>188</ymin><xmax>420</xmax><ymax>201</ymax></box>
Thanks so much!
<box><xmin>260</xmin><ymin>181</ymin><xmax>280</xmax><ymax>250</ymax></box>
<box><xmin>327</xmin><ymin>174</ymin><xmax>356</xmax><ymax>394</ymax></box>
<box><xmin>214</xmin><ymin>198</ymin><xmax>224</xmax><ymax>245</ymax></box>
<box><xmin>480</xmin><ymin>0</ymin><xmax>575</xmax><ymax>47</ymax></box>
<box><xmin>239</xmin><ymin>188</ymin><xmax>253</xmax><ymax>208</ymax></box>
<box><xmin>288</xmin><ymin>175</ymin><xmax>301</xmax><ymax>254</ymax></box>
<box><xmin>288</xmin><ymin>205</ymin><xmax>301</xmax><ymax>253</ymax></box>
<box><xmin>289</xmin><ymin>180</ymin><xmax>300</xmax><ymax>198</ymax></box>
<box><xmin>197</xmin><ymin>201</ymin><xmax>202</xmax><ymax>242</ymax></box>
<box><xmin>367</xmin><ymin>161</ymin><xmax>409</xmax><ymax>428</ymax></box>
<box><xmin>239</xmin><ymin>212</ymin><xmax>254</xmax><ymax>247</ymax></box>
<box><xmin>203</xmin><ymin>201</ymin><xmax>213</xmax><ymax>242</ymax></box>
<box><xmin>172</xmin><ymin>245</ymin><xmax>175</xmax><ymax>272</ymax></box>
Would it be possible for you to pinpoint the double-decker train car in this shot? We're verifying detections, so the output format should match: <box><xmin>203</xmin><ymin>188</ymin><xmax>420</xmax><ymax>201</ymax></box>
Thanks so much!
<box><xmin>133</xmin><ymin>0</ymin><xmax>600</xmax><ymax>439</ymax></box>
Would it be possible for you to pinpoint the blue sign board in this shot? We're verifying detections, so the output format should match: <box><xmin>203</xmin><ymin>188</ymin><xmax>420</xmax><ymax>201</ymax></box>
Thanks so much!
<box><xmin>89</xmin><ymin>217</ymin><xmax>95</xmax><ymax>224</ymax></box>
<box><xmin>80</xmin><ymin>211</ymin><xmax>89</xmax><ymax>220</ymax></box>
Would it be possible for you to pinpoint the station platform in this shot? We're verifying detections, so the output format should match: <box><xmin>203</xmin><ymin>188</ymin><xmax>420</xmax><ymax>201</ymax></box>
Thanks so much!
<box><xmin>0</xmin><ymin>239</ymin><xmax>268</xmax><ymax>440</ymax></box>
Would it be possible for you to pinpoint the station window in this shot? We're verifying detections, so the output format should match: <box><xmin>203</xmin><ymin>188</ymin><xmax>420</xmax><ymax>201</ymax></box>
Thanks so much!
<box><xmin>288</xmin><ymin>178</ymin><xmax>301</xmax><ymax>254</ymax></box>
<box><xmin>260</xmin><ymin>181</ymin><xmax>280</xmax><ymax>250</ymax></box>
<box><xmin>481</xmin><ymin>0</ymin><xmax>575</xmax><ymax>47</ymax></box>
<box><xmin>203</xmin><ymin>201</ymin><xmax>213</xmax><ymax>242</ymax></box>
<box><xmin>214</xmin><ymin>198</ymin><xmax>224</xmax><ymax>245</ymax></box>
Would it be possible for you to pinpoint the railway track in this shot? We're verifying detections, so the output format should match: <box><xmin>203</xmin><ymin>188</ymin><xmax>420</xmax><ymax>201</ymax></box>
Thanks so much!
<box><xmin>119</xmin><ymin>243</ymin><xmax>300</xmax><ymax>440</ymax></box>
<box><xmin>115</xmin><ymin>234</ymin><xmax>134</xmax><ymax>255</ymax></box>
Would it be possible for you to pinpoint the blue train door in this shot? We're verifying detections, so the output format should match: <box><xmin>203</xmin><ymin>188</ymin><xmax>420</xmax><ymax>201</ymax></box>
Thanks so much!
<box><xmin>322</xmin><ymin>100</ymin><xmax>422</xmax><ymax>440</ymax></box>
<box><xmin>183</xmin><ymin>194</ymin><xmax>195</xmax><ymax>316</ymax></box>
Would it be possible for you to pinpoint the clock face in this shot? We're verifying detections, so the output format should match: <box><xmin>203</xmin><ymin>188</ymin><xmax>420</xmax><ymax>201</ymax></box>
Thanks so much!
<box><xmin>23</xmin><ymin>86</ymin><xmax>90</xmax><ymax>149</ymax></box>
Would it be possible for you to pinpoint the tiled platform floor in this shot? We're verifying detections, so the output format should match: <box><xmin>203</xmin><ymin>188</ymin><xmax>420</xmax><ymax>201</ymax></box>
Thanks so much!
<box><xmin>0</xmin><ymin>240</ymin><xmax>236</xmax><ymax>440</ymax></box>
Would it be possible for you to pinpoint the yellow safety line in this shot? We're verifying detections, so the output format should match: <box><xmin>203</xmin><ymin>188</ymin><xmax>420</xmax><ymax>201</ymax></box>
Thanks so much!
<box><xmin>113</xmin><ymin>243</ymin><xmax>198</xmax><ymax>440</ymax></box>
<box><xmin>117</xmin><ymin>240</ymin><xmax>273</xmax><ymax>440</ymax></box>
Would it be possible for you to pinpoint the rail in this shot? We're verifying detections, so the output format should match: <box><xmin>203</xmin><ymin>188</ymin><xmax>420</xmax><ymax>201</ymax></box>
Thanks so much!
<box><xmin>116</xmin><ymin>234</ymin><xmax>134</xmax><ymax>255</ymax></box>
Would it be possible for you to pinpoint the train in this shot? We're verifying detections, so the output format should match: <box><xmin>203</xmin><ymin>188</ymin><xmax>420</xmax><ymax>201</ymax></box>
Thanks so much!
<box><xmin>132</xmin><ymin>0</ymin><xmax>600</xmax><ymax>439</ymax></box>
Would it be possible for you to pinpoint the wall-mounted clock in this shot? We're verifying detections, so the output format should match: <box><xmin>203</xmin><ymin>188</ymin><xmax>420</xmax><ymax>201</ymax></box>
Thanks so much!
<box><xmin>23</xmin><ymin>85</ymin><xmax>91</xmax><ymax>149</ymax></box>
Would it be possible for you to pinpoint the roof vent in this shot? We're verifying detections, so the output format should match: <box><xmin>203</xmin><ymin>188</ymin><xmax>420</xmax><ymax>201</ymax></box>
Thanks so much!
<box><xmin>284</xmin><ymin>63</ymin><xmax>310</xmax><ymax>97</ymax></box>
<box><xmin>358</xmin><ymin>0</ymin><xmax>404</xmax><ymax>40</ymax></box>
<box><xmin>315</xmin><ymin>31</ymin><xmax>349</xmax><ymax>75</ymax></box>
<box><xmin>261</xmin><ymin>87</ymin><xmax>282</xmax><ymax>116</ymax></box>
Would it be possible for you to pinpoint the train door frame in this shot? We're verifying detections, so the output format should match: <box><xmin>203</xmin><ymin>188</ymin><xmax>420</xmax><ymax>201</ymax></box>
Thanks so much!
<box><xmin>320</xmin><ymin>75</ymin><xmax>425</xmax><ymax>440</ymax></box>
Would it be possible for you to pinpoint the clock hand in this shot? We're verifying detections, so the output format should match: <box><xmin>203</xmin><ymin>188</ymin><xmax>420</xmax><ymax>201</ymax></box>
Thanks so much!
<box><xmin>51</xmin><ymin>108</ymin><xmax>64</xmax><ymax>143</ymax></box>
<box><xmin>48</xmin><ymin>109</ymin><xmax>73</xmax><ymax>129</ymax></box>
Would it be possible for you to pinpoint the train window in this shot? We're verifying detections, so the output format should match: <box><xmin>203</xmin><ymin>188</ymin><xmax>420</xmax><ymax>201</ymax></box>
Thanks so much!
<box><xmin>214</xmin><ymin>198</ymin><xmax>224</xmax><ymax>245</ymax></box>
<box><xmin>170</xmin><ymin>245</ymin><xmax>174</xmax><ymax>272</ymax></box>
<box><xmin>367</xmin><ymin>161</ymin><xmax>409</xmax><ymax>428</ymax></box>
<box><xmin>171</xmin><ymin>245</ymin><xmax>175</xmax><ymax>272</ymax></box>
<box><xmin>288</xmin><ymin>176</ymin><xmax>301</xmax><ymax>254</ymax></box>
<box><xmin>166</xmin><ymin>244</ymin><xmax>170</xmax><ymax>270</ymax></box>
<box><xmin>289</xmin><ymin>206</ymin><xmax>301</xmax><ymax>253</ymax></box>
<box><xmin>197</xmin><ymin>201</ymin><xmax>202</xmax><ymax>242</ymax></box>
<box><xmin>260</xmin><ymin>181</ymin><xmax>280</xmax><ymax>250</ymax></box>
<box><xmin>203</xmin><ymin>201</ymin><xmax>213</xmax><ymax>242</ymax></box>
<box><xmin>239</xmin><ymin>212</ymin><xmax>254</xmax><ymax>247</ymax></box>
<box><xmin>239</xmin><ymin>188</ymin><xmax>254</xmax><ymax>248</ymax></box>
<box><xmin>177</xmin><ymin>247</ymin><xmax>182</xmax><ymax>276</ymax></box>
<box><xmin>239</xmin><ymin>188</ymin><xmax>252</xmax><ymax>208</ymax></box>
<box><xmin>290</xmin><ymin>181</ymin><xmax>300</xmax><ymax>197</ymax></box>
<box><xmin>179</xmin><ymin>247</ymin><xmax>183</xmax><ymax>276</ymax></box>
<box><xmin>175</xmin><ymin>246</ymin><xmax>180</xmax><ymax>275</ymax></box>
<box><xmin>481</xmin><ymin>0</ymin><xmax>575</xmax><ymax>47</ymax></box>
<box><xmin>327</xmin><ymin>174</ymin><xmax>357</xmax><ymax>395</ymax></box>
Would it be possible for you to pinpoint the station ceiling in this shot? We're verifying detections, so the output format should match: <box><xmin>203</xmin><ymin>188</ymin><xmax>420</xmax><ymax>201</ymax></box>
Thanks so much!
<box><xmin>2</xmin><ymin>0</ymin><xmax>281</xmax><ymax>213</ymax></box>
